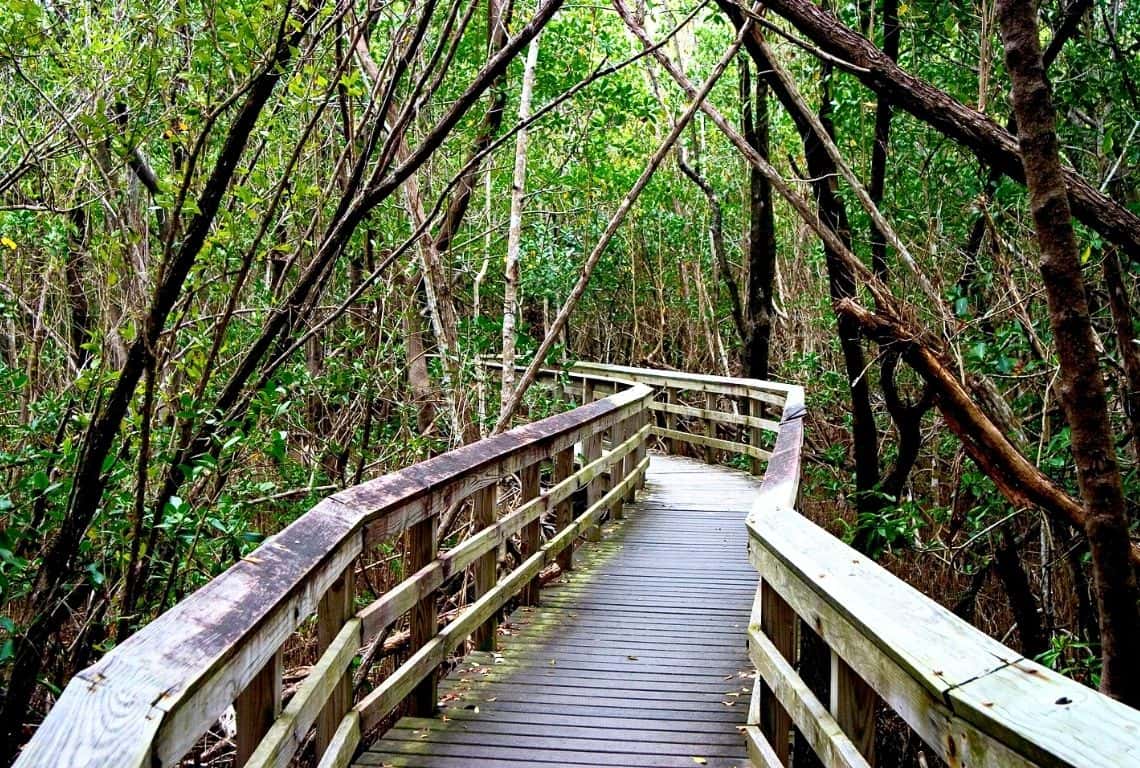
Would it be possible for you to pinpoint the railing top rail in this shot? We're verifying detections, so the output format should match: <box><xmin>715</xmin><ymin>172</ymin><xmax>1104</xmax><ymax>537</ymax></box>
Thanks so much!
<box><xmin>567</xmin><ymin>360</ymin><xmax>803</xmax><ymax>401</ymax></box>
<box><xmin>747</xmin><ymin>484</ymin><xmax>1140</xmax><ymax>767</ymax></box>
<box><xmin>14</xmin><ymin>382</ymin><xmax>652</xmax><ymax>768</ymax></box>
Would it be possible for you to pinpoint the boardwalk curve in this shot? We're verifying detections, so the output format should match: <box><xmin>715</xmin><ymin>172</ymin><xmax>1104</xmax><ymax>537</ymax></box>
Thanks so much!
<box><xmin>359</xmin><ymin>455</ymin><xmax>760</xmax><ymax>767</ymax></box>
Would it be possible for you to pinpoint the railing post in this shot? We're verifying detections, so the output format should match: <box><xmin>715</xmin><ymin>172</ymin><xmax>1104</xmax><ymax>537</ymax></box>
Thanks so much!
<box><xmin>665</xmin><ymin>387</ymin><xmax>680</xmax><ymax>454</ymax></box>
<box><xmin>749</xmin><ymin>395</ymin><xmax>764</xmax><ymax>476</ymax></box>
<box><xmin>830</xmin><ymin>651</ymin><xmax>878</xmax><ymax>761</ymax></box>
<box><xmin>636</xmin><ymin>406</ymin><xmax>648</xmax><ymax>489</ymax></box>
<box><xmin>408</xmin><ymin>514</ymin><xmax>438</xmax><ymax>716</ymax></box>
<box><xmin>584</xmin><ymin>429</ymin><xmax>603</xmax><ymax>542</ymax></box>
<box><xmin>760</xmin><ymin>580</ymin><xmax>795</xmax><ymax>765</ymax></box>
<box><xmin>520</xmin><ymin>462</ymin><xmax>542</xmax><ymax>605</ymax></box>
<box><xmin>315</xmin><ymin>567</ymin><xmax>354</xmax><ymax>755</ymax></box>
<box><xmin>554</xmin><ymin>446</ymin><xmax>575</xmax><ymax>572</ymax></box>
<box><xmin>622</xmin><ymin>414</ymin><xmax>637</xmax><ymax>503</ymax></box>
<box><xmin>472</xmin><ymin>485</ymin><xmax>498</xmax><ymax>651</ymax></box>
<box><xmin>611</xmin><ymin>418</ymin><xmax>628</xmax><ymax>519</ymax></box>
<box><xmin>235</xmin><ymin>649</ymin><xmax>282</xmax><ymax>766</ymax></box>
<box><xmin>704</xmin><ymin>391</ymin><xmax>716</xmax><ymax>464</ymax></box>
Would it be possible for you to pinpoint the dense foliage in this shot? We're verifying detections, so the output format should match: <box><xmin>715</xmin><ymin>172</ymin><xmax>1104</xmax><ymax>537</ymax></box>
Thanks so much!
<box><xmin>1</xmin><ymin>0</ymin><xmax>1138</xmax><ymax>761</ymax></box>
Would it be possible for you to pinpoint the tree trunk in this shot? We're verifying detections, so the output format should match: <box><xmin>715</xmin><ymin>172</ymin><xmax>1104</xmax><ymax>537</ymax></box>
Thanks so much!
<box><xmin>497</xmin><ymin>5</ymin><xmax>751</xmax><ymax>430</ymax></box>
<box><xmin>868</xmin><ymin>0</ymin><xmax>898</xmax><ymax>280</ymax></box>
<box><xmin>741</xmin><ymin>58</ymin><xmax>777</xmax><ymax>379</ymax></box>
<box><xmin>724</xmin><ymin>0</ymin><xmax>1140</xmax><ymax>259</ymax></box>
<box><xmin>501</xmin><ymin>34</ymin><xmax>541</xmax><ymax>416</ymax></box>
<box><xmin>997</xmin><ymin>0</ymin><xmax>1140</xmax><ymax>704</ymax></box>
<box><xmin>809</xmin><ymin>59</ymin><xmax>881</xmax><ymax>518</ymax></box>
<box><xmin>1103</xmin><ymin>251</ymin><xmax>1140</xmax><ymax>465</ymax></box>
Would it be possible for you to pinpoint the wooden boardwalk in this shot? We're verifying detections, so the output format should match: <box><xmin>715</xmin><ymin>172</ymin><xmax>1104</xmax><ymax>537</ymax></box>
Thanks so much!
<box><xmin>357</xmin><ymin>454</ymin><xmax>761</xmax><ymax>767</ymax></box>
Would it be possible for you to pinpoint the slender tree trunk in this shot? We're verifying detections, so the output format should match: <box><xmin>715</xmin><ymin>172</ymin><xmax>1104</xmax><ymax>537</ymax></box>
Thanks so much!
<box><xmin>718</xmin><ymin>2</ymin><xmax>882</xmax><ymax>513</ymax></box>
<box><xmin>992</xmin><ymin>0</ymin><xmax>1139</xmax><ymax>702</ymax></box>
<box><xmin>1103</xmin><ymin>251</ymin><xmax>1140</xmax><ymax>465</ymax></box>
<box><xmin>993</xmin><ymin>526</ymin><xmax>1047</xmax><ymax>658</ymax></box>
<box><xmin>810</xmin><ymin>58</ymin><xmax>881</xmax><ymax>517</ymax></box>
<box><xmin>868</xmin><ymin>0</ymin><xmax>898</xmax><ymax>280</ymax></box>
<box><xmin>741</xmin><ymin>58</ymin><xmax>777</xmax><ymax>379</ymax></box>
<box><xmin>726</xmin><ymin>0</ymin><xmax>1140</xmax><ymax>259</ymax></box>
<box><xmin>496</xmin><ymin>7</ymin><xmax>752</xmax><ymax>430</ymax></box>
<box><xmin>64</xmin><ymin>208</ymin><xmax>93</xmax><ymax>370</ymax></box>
<box><xmin>0</xmin><ymin>9</ymin><xmax>319</xmax><ymax>758</ymax></box>
<box><xmin>501</xmin><ymin>34</ymin><xmax>541</xmax><ymax>415</ymax></box>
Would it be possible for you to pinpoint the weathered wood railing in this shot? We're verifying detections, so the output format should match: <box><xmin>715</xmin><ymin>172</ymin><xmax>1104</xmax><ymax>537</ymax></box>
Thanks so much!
<box><xmin>541</xmin><ymin>363</ymin><xmax>1140</xmax><ymax>766</ymax></box>
<box><xmin>547</xmin><ymin>360</ymin><xmax>790</xmax><ymax>475</ymax></box>
<box><xmin>14</xmin><ymin>378</ymin><xmax>654</xmax><ymax>768</ymax></box>
<box><xmin>733</xmin><ymin>374</ymin><xmax>1140</xmax><ymax>767</ymax></box>
<box><xmin>18</xmin><ymin>360</ymin><xmax>1140</xmax><ymax>767</ymax></box>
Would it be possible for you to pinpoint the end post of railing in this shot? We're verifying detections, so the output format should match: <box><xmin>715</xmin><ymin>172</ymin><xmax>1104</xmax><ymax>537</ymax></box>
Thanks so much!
<box><xmin>583</xmin><ymin>428</ymin><xmax>604</xmax><ymax>543</ymax></box>
<box><xmin>703</xmin><ymin>392</ymin><xmax>717</xmax><ymax>464</ymax></box>
<box><xmin>634</xmin><ymin>407</ymin><xmax>649</xmax><ymax>489</ymax></box>
<box><xmin>314</xmin><ymin>568</ymin><xmax>355</xmax><ymax>752</ymax></box>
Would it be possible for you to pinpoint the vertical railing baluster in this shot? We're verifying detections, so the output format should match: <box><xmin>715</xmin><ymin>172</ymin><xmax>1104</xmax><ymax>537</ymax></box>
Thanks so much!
<box><xmin>472</xmin><ymin>485</ymin><xmax>498</xmax><ymax>651</ymax></box>
<box><xmin>554</xmin><ymin>446</ymin><xmax>574</xmax><ymax>573</ymax></box>
<box><xmin>408</xmin><ymin>514</ymin><xmax>438</xmax><ymax>716</ymax></box>
<box><xmin>760</xmin><ymin>580</ymin><xmax>796</xmax><ymax>766</ymax></box>
<box><xmin>830</xmin><ymin>651</ymin><xmax>878</xmax><ymax>761</ymax></box>
<box><xmin>749</xmin><ymin>395</ymin><xmax>764</xmax><ymax>476</ymax></box>
<box><xmin>636</xmin><ymin>406</ymin><xmax>649</xmax><ymax>489</ymax></box>
<box><xmin>235</xmin><ymin>649</ymin><xmax>282</xmax><ymax>766</ymax></box>
<box><xmin>522</xmin><ymin>460</ymin><xmax>544</xmax><ymax>606</ymax></box>
<box><xmin>611</xmin><ymin>417</ymin><xmax>628</xmax><ymax>519</ymax></box>
<box><xmin>665</xmin><ymin>387</ymin><xmax>680</xmax><ymax>454</ymax></box>
<box><xmin>520</xmin><ymin>462</ymin><xmax>542</xmax><ymax>605</ymax></box>
<box><xmin>704</xmin><ymin>391</ymin><xmax>717</xmax><ymax>464</ymax></box>
<box><xmin>621</xmin><ymin>414</ymin><xmax>636</xmax><ymax>504</ymax></box>
<box><xmin>584</xmin><ymin>429</ymin><xmax>603</xmax><ymax>542</ymax></box>
<box><xmin>316</xmin><ymin>568</ymin><xmax>354</xmax><ymax>755</ymax></box>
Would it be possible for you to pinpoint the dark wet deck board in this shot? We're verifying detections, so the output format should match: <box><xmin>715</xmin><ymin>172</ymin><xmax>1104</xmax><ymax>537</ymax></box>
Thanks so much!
<box><xmin>357</xmin><ymin>455</ymin><xmax>760</xmax><ymax>768</ymax></box>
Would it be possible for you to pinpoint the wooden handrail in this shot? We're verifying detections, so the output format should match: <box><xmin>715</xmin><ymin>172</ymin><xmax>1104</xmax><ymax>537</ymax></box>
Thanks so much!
<box><xmin>20</xmin><ymin>358</ymin><xmax>1134</xmax><ymax>768</ymax></box>
<box><xmin>14</xmin><ymin>380</ymin><xmax>653</xmax><ymax>768</ymax></box>
<box><xmin>734</xmin><ymin>372</ymin><xmax>1140</xmax><ymax>767</ymax></box>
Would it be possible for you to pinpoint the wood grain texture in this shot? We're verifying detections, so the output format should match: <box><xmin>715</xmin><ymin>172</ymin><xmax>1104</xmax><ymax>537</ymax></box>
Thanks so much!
<box><xmin>245</xmin><ymin>619</ymin><xmax>362</xmax><ymax>768</ymax></box>
<box><xmin>553</xmin><ymin>446</ymin><xmax>574</xmax><ymax>572</ymax></box>
<box><xmin>748</xmin><ymin>628</ymin><xmax>870</xmax><ymax>768</ymax></box>
<box><xmin>760</xmin><ymin>581</ymin><xmax>795</xmax><ymax>765</ymax></box>
<box><xmin>17</xmin><ymin>381</ymin><xmax>654</xmax><ymax>768</ymax></box>
<box><xmin>236</xmin><ymin>650</ymin><xmax>282</xmax><ymax>766</ymax></box>
<box><xmin>650</xmin><ymin>425</ymin><xmax>771</xmax><ymax>461</ymax></box>
<box><xmin>650</xmin><ymin>398</ymin><xmax>780</xmax><ymax>432</ymax></box>
<box><xmin>519</xmin><ymin>462</ymin><xmax>542</xmax><ymax>605</ymax></box>
<box><xmin>830</xmin><ymin>651</ymin><xmax>877</xmax><ymax>762</ymax></box>
<box><xmin>748</xmin><ymin>497</ymin><xmax>1140</xmax><ymax>767</ymax></box>
<box><xmin>471</xmin><ymin>485</ymin><xmax>498</xmax><ymax>652</ymax></box>
<box><xmin>316</xmin><ymin>569</ymin><xmax>354</xmax><ymax>755</ymax></box>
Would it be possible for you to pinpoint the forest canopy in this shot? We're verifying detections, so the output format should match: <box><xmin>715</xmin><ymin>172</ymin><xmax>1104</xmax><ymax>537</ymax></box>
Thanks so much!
<box><xmin>1</xmin><ymin>0</ymin><xmax>1139</xmax><ymax>762</ymax></box>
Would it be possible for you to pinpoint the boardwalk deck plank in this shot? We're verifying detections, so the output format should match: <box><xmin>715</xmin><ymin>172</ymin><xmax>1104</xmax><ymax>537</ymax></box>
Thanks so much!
<box><xmin>355</xmin><ymin>455</ymin><xmax>758</xmax><ymax>767</ymax></box>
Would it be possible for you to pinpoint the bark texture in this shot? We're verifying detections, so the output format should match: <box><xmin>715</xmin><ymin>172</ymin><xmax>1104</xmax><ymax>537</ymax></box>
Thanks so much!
<box><xmin>726</xmin><ymin>0</ymin><xmax>1140</xmax><ymax>259</ymax></box>
<box><xmin>741</xmin><ymin>59</ymin><xmax>777</xmax><ymax>379</ymax></box>
<box><xmin>997</xmin><ymin>0</ymin><xmax>1140</xmax><ymax>704</ymax></box>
